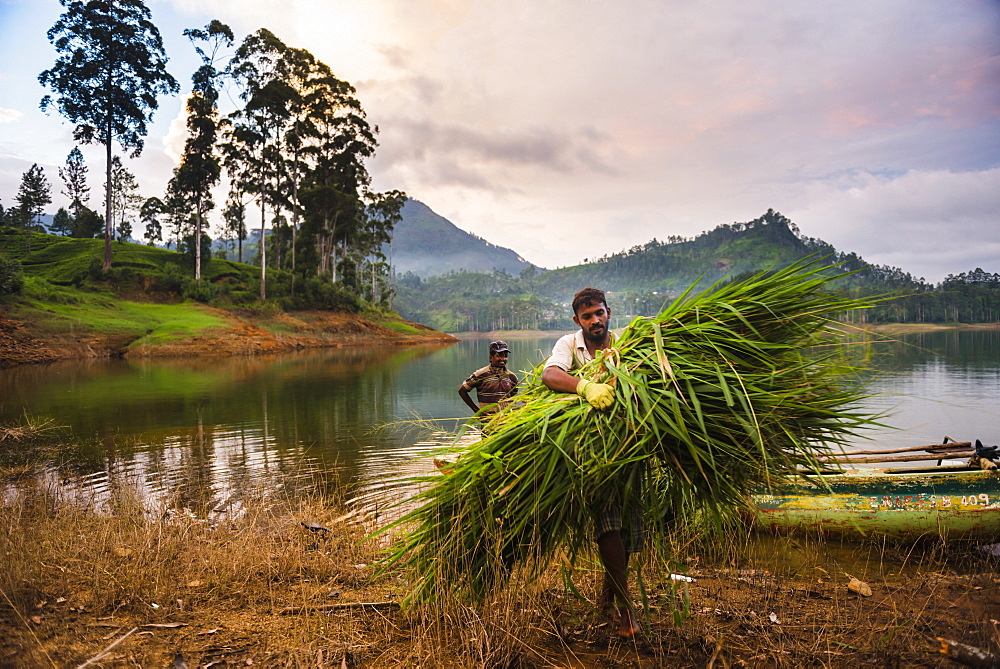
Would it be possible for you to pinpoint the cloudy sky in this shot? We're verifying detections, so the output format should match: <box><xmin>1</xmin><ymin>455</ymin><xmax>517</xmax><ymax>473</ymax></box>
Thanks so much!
<box><xmin>1</xmin><ymin>0</ymin><xmax>998</xmax><ymax>283</ymax></box>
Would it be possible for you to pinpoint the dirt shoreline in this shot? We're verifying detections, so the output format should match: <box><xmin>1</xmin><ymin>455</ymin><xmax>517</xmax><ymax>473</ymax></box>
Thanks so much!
<box><xmin>855</xmin><ymin>321</ymin><xmax>1000</xmax><ymax>333</ymax></box>
<box><xmin>453</xmin><ymin>322</ymin><xmax>1000</xmax><ymax>339</ymax></box>
<box><xmin>0</xmin><ymin>308</ymin><xmax>459</xmax><ymax>368</ymax></box>
<box><xmin>4</xmin><ymin>312</ymin><xmax>996</xmax><ymax>369</ymax></box>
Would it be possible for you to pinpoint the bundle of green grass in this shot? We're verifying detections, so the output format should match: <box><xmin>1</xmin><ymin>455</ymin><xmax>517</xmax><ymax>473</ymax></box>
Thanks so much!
<box><xmin>381</xmin><ymin>260</ymin><xmax>878</xmax><ymax>603</ymax></box>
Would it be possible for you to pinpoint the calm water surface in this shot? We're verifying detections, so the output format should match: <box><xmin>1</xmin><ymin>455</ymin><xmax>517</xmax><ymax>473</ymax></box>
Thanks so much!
<box><xmin>2</xmin><ymin>331</ymin><xmax>997</xmax><ymax>511</ymax></box>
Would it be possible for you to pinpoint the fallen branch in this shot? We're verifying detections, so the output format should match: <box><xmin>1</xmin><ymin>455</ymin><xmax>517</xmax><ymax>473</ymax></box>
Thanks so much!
<box><xmin>277</xmin><ymin>601</ymin><xmax>400</xmax><ymax>615</ymax></box>
<box><xmin>75</xmin><ymin>626</ymin><xmax>139</xmax><ymax>668</ymax></box>
<box><xmin>937</xmin><ymin>637</ymin><xmax>1000</xmax><ymax>668</ymax></box>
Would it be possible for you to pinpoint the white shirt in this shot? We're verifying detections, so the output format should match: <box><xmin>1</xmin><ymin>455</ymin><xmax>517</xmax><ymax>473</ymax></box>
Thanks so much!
<box><xmin>545</xmin><ymin>329</ymin><xmax>617</xmax><ymax>372</ymax></box>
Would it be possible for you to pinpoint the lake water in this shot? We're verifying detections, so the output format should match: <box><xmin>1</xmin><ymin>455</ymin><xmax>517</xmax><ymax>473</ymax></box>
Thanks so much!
<box><xmin>1</xmin><ymin>330</ymin><xmax>997</xmax><ymax>513</ymax></box>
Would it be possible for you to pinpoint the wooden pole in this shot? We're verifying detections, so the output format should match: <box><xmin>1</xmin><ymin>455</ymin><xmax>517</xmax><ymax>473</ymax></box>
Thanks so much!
<box><xmin>820</xmin><ymin>451</ymin><xmax>973</xmax><ymax>464</ymax></box>
<box><xmin>837</xmin><ymin>442</ymin><xmax>971</xmax><ymax>456</ymax></box>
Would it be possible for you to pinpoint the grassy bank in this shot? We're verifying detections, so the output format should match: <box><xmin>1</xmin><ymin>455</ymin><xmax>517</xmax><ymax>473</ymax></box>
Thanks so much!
<box><xmin>1</xmin><ymin>295</ymin><xmax>456</xmax><ymax>367</ymax></box>
<box><xmin>2</xmin><ymin>432</ymin><xmax>999</xmax><ymax>667</ymax></box>
<box><xmin>0</xmin><ymin>227</ymin><xmax>457</xmax><ymax>367</ymax></box>
<box><xmin>16</xmin><ymin>278</ymin><xmax>231</xmax><ymax>343</ymax></box>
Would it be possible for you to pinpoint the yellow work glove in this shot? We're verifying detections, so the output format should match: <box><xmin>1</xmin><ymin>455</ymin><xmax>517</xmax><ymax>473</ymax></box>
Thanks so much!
<box><xmin>576</xmin><ymin>379</ymin><xmax>615</xmax><ymax>410</ymax></box>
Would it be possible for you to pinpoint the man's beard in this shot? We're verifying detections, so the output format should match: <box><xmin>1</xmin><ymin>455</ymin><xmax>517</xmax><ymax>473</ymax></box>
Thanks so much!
<box><xmin>583</xmin><ymin>323</ymin><xmax>606</xmax><ymax>344</ymax></box>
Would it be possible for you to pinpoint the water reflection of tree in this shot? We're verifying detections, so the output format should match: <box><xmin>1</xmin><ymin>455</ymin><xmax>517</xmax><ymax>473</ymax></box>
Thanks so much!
<box><xmin>865</xmin><ymin>330</ymin><xmax>1000</xmax><ymax>374</ymax></box>
<box><xmin>2</xmin><ymin>344</ymin><xmax>456</xmax><ymax>513</ymax></box>
<box><xmin>0</xmin><ymin>344</ymin><xmax>451</xmax><ymax>440</ymax></box>
<box><xmin>15</xmin><ymin>332</ymin><xmax>994</xmax><ymax>510</ymax></box>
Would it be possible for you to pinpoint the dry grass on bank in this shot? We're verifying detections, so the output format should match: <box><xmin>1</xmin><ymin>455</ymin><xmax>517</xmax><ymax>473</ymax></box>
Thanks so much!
<box><xmin>2</xmin><ymin>473</ymin><xmax>1000</xmax><ymax>667</ymax></box>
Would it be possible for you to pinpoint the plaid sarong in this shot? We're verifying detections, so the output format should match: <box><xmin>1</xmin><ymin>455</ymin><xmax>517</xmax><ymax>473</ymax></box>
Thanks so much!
<box><xmin>592</xmin><ymin>500</ymin><xmax>645</xmax><ymax>554</ymax></box>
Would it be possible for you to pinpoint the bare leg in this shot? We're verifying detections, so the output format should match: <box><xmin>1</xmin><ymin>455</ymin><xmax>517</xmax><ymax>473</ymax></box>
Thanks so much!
<box><xmin>597</xmin><ymin>530</ymin><xmax>638</xmax><ymax>638</ymax></box>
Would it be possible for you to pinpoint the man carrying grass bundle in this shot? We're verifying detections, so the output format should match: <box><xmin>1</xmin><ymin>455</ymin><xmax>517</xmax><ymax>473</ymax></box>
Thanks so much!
<box><xmin>381</xmin><ymin>261</ymin><xmax>877</xmax><ymax>635</ymax></box>
<box><xmin>542</xmin><ymin>287</ymin><xmax>643</xmax><ymax>639</ymax></box>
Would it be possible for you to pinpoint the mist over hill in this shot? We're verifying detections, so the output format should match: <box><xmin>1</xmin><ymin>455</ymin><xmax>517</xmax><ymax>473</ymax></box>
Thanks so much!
<box><xmin>388</xmin><ymin>200</ymin><xmax>538</xmax><ymax>278</ymax></box>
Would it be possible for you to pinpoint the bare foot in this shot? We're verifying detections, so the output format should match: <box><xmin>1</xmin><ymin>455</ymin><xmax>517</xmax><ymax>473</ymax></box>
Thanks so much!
<box><xmin>617</xmin><ymin>607</ymin><xmax>639</xmax><ymax>639</ymax></box>
<box><xmin>596</xmin><ymin>590</ymin><xmax>621</xmax><ymax>623</ymax></box>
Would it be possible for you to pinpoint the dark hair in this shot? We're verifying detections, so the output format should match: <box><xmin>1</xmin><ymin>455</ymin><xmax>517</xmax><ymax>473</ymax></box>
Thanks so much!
<box><xmin>572</xmin><ymin>287</ymin><xmax>607</xmax><ymax>315</ymax></box>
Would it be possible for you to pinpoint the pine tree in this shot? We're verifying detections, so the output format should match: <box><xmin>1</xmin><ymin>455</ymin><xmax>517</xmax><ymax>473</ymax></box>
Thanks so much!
<box><xmin>58</xmin><ymin>146</ymin><xmax>90</xmax><ymax>225</ymax></box>
<box><xmin>15</xmin><ymin>164</ymin><xmax>52</xmax><ymax>229</ymax></box>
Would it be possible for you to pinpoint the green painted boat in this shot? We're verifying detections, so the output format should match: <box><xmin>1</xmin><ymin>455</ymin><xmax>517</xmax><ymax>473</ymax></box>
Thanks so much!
<box><xmin>749</xmin><ymin>465</ymin><xmax>1000</xmax><ymax>540</ymax></box>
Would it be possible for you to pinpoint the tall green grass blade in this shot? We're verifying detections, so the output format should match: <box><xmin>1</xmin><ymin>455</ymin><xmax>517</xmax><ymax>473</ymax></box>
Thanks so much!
<box><xmin>376</xmin><ymin>258</ymin><xmax>883</xmax><ymax>603</ymax></box>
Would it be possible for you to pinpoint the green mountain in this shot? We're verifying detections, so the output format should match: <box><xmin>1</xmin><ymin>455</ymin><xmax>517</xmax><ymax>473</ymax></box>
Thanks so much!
<box><xmin>393</xmin><ymin>209</ymin><xmax>945</xmax><ymax>331</ymax></box>
<box><xmin>527</xmin><ymin>209</ymin><xmax>902</xmax><ymax>303</ymax></box>
<box><xmin>389</xmin><ymin>200</ymin><xmax>538</xmax><ymax>278</ymax></box>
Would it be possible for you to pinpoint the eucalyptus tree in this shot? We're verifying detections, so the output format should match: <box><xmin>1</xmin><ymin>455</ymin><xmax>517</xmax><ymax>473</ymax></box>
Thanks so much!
<box><xmin>298</xmin><ymin>178</ymin><xmax>353</xmax><ymax>279</ymax></box>
<box><xmin>222</xmin><ymin>194</ymin><xmax>248</xmax><ymax>263</ymax></box>
<box><xmin>58</xmin><ymin>146</ymin><xmax>90</xmax><ymax>227</ymax></box>
<box><xmin>225</xmin><ymin>28</ymin><xmax>296</xmax><ymax>301</ymax></box>
<box><xmin>296</xmin><ymin>65</ymin><xmax>378</xmax><ymax>285</ymax></box>
<box><xmin>39</xmin><ymin>0</ymin><xmax>179</xmax><ymax>270</ymax></box>
<box><xmin>276</xmin><ymin>46</ymin><xmax>315</xmax><ymax>290</ymax></box>
<box><xmin>15</xmin><ymin>164</ymin><xmax>52</xmax><ymax>229</ymax></box>
<box><xmin>140</xmin><ymin>196</ymin><xmax>164</xmax><ymax>245</ymax></box>
<box><xmin>167</xmin><ymin>20</ymin><xmax>233</xmax><ymax>281</ymax></box>
<box><xmin>105</xmin><ymin>156</ymin><xmax>142</xmax><ymax>241</ymax></box>
<box><xmin>225</xmin><ymin>29</ymin><xmax>390</xmax><ymax>304</ymax></box>
<box><xmin>362</xmin><ymin>190</ymin><xmax>406</xmax><ymax>305</ymax></box>
<box><xmin>277</xmin><ymin>48</ymin><xmax>366</xmax><ymax>294</ymax></box>
<box><xmin>162</xmin><ymin>174</ymin><xmax>196</xmax><ymax>251</ymax></box>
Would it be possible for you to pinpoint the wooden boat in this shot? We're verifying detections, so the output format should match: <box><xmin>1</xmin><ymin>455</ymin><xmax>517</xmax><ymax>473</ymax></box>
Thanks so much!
<box><xmin>749</xmin><ymin>440</ymin><xmax>1000</xmax><ymax>540</ymax></box>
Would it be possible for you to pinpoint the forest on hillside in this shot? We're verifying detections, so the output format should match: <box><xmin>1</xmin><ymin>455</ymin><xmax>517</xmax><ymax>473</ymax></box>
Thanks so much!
<box><xmin>394</xmin><ymin>211</ymin><xmax>1000</xmax><ymax>332</ymax></box>
<box><xmin>1</xmin><ymin>5</ymin><xmax>403</xmax><ymax>310</ymax></box>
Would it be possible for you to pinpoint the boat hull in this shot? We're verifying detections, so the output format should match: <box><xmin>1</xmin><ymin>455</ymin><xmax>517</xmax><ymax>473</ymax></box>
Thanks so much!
<box><xmin>750</xmin><ymin>467</ymin><xmax>1000</xmax><ymax>540</ymax></box>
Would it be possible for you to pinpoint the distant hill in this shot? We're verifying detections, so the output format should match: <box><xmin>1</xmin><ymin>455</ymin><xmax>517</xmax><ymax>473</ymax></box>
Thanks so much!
<box><xmin>388</xmin><ymin>200</ymin><xmax>538</xmax><ymax>278</ymax></box>
<box><xmin>393</xmin><ymin>209</ymin><xmax>947</xmax><ymax>331</ymax></box>
<box><xmin>530</xmin><ymin>209</ymin><xmax>827</xmax><ymax>303</ymax></box>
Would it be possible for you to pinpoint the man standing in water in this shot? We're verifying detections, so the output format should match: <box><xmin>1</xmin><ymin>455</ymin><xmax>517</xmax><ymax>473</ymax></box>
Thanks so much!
<box><xmin>458</xmin><ymin>340</ymin><xmax>519</xmax><ymax>416</ymax></box>
<box><xmin>542</xmin><ymin>287</ymin><xmax>642</xmax><ymax>639</ymax></box>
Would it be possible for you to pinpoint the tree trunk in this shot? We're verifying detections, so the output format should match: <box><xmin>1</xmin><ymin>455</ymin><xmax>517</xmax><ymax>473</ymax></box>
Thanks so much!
<box><xmin>103</xmin><ymin>137</ymin><xmax>112</xmax><ymax>271</ymax></box>
<box><xmin>290</xmin><ymin>151</ymin><xmax>299</xmax><ymax>298</ymax></box>
<box><xmin>388</xmin><ymin>239</ymin><xmax>394</xmax><ymax>311</ymax></box>
<box><xmin>195</xmin><ymin>195</ymin><xmax>202</xmax><ymax>282</ymax></box>
<box><xmin>259</xmin><ymin>199</ymin><xmax>266</xmax><ymax>302</ymax></box>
